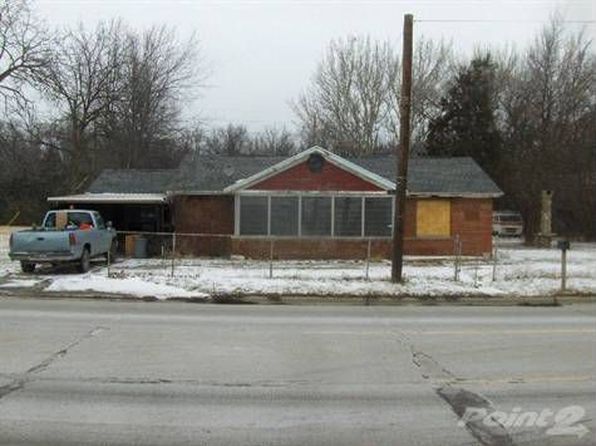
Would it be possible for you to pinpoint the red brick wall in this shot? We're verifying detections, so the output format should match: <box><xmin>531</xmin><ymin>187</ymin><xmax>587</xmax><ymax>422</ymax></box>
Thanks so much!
<box><xmin>232</xmin><ymin>198</ymin><xmax>493</xmax><ymax>259</ymax></box>
<box><xmin>172</xmin><ymin>195</ymin><xmax>234</xmax><ymax>256</ymax></box>
<box><xmin>450</xmin><ymin>198</ymin><xmax>493</xmax><ymax>255</ymax></box>
<box><xmin>249</xmin><ymin>160</ymin><xmax>383</xmax><ymax>191</ymax></box>
<box><xmin>172</xmin><ymin>195</ymin><xmax>493</xmax><ymax>258</ymax></box>
<box><xmin>232</xmin><ymin>238</ymin><xmax>392</xmax><ymax>260</ymax></box>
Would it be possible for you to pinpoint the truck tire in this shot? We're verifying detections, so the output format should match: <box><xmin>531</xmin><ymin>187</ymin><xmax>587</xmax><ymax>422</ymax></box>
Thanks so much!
<box><xmin>20</xmin><ymin>262</ymin><xmax>35</xmax><ymax>273</ymax></box>
<box><xmin>78</xmin><ymin>247</ymin><xmax>91</xmax><ymax>273</ymax></box>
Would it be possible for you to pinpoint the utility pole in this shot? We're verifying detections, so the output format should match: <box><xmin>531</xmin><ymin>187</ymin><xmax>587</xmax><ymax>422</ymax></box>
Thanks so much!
<box><xmin>392</xmin><ymin>13</ymin><xmax>414</xmax><ymax>283</ymax></box>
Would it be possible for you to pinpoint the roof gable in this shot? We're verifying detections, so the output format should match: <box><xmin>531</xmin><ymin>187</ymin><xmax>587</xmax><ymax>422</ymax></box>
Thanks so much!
<box><xmin>247</xmin><ymin>158</ymin><xmax>384</xmax><ymax>191</ymax></box>
<box><xmin>224</xmin><ymin>146</ymin><xmax>394</xmax><ymax>192</ymax></box>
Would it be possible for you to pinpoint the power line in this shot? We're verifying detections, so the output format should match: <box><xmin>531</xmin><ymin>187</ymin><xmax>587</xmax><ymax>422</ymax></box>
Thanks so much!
<box><xmin>416</xmin><ymin>19</ymin><xmax>595</xmax><ymax>23</ymax></box>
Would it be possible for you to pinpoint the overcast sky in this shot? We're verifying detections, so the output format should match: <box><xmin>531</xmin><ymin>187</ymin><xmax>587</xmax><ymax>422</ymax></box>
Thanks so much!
<box><xmin>36</xmin><ymin>0</ymin><xmax>594</xmax><ymax>132</ymax></box>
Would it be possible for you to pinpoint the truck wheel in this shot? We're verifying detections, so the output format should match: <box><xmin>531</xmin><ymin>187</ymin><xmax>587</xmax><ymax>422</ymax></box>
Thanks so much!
<box><xmin>20</xmin><ymin>262</ymin><xmax>35</xmax><ymax>273</ymax></box>
<box><xmin>78</xmin><ymin>248</ymin><xmax>91</xmax><ymax>273</ymax></box>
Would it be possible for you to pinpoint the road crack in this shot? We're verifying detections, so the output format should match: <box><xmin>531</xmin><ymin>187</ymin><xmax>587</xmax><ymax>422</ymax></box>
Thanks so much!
<box><xmin>0</xmin><ymin>326</ymin><xmax>107</xmax><ymax>401</ymax></box>
<box><xmin>396</xmin><ymin>332</ymin><xmax>515</xmax><ymax>446</ymax></box>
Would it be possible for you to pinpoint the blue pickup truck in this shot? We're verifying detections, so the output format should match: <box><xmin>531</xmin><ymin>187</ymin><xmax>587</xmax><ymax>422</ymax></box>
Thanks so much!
<box><xmin>9</xmin><ymin>210</ymin><xmax>117</xmax><ymax>273</ymax></box>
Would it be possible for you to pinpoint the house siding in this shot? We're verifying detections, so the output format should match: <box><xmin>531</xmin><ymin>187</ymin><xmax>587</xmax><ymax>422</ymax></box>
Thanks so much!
<box><xmin>248</xmin><ymin>160</ymin><xmax>384</xmax><ymax>191</ymax></box>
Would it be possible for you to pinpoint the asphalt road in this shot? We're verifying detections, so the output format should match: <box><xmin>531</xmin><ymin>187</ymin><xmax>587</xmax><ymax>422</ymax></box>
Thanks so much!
<box><xmin>0</xmin><ymin>298</ymin><xmax>594</xmax><ymax>446</ymax></box>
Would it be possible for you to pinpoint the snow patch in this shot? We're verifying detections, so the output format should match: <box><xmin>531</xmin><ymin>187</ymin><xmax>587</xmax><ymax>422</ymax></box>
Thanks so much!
<box><xmin>0</xmin><ymin>279</ymin><xmax>42</xmax><ymax>288</ymax></box>
<box><xmin>45</xmin><ymin>275</ymin><xmax>208</xmax><ymax>300</ymax></box>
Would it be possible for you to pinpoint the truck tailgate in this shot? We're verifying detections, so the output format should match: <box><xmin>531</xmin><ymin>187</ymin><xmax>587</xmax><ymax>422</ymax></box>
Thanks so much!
<box><xmin>11</xmin><ymin>230</ymin><xmax>71</xmax><ymax>253</ymax></box>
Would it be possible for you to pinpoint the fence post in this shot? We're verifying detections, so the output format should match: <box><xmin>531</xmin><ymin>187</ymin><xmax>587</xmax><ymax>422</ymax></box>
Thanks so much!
<box><xmin>365</xmin><ymin>239</ymin><xmax>372</xmax><ymax>281</ymax></box>
<box><xmin>492</xmin><ymin>240</ymin><xmax>498</xmax><ymax>282</ymax></box>
<box><xmin>107</xmin><ymin>245</ymin><xmax>111</xmax><ymax>277</ymax></box>
<box><xmin>561</xmin><ymin>248</ymin><xmax>567</xmax><ymax>293</ymax></box>
<box><xmin>269</xmin><ymin>239</ymin><xmax>274</xmax><ymax>279</ymax></box>
<box><xmin>171</xmin><ymin>232</ymin><xmax>176</xmax><ymax>277</ymax></box>
<box><xmin>473</xmin><ymin>261</ymin><xmax>479</xmax><ymax>287</ymax></box>
<box><xmin>453</xmin><ymin>234</ymin><xmax>461</xmax><ymax>281</ymax></box>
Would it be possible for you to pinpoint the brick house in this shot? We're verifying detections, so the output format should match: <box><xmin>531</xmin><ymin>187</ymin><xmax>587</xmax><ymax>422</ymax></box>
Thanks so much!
<box><xmin>49</xmin><ymin>146</ymin><xmax>503</xmax><ymax>258</ymax></box>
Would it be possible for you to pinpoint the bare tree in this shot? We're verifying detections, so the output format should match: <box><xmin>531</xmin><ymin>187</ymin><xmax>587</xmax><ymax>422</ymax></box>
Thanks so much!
<box><xmin>0</xmin><ymin>0</ymin><xmax>51</xmax><ymax>105</ymax></box>
<box><xmin>293</xmin><ymin>35</ymin><xmax>452</xmax><ymax>155</ymax></box>
<box><xmin>293</xmin><ymin>36</ymin><xmax>397</xmax><ymax>155</ymax></box>
<box><xmin>498</xmin><ymin>16</ymin><xmax>595</xmax><ymax>238</ymax></box>
<box><xmin>251</xmin><ymin>126</ymin><xmax>296</xmax><ymax>156</ymax></box>
<box><xmin>204</xmin><ymin>124</ymin><xmax>251</xmax><ymax>155</ymax></box>
<box><xmin>388</xmin><ymin>37</ymin><xmax>453</xmax><ymax>154</ymax></box>
<box><xmin>37</xmin><ymin>20</ymin><xmax>126</xmax><ymax>189</ymax></box>
<box><xmin>101</xmin><ymin>25</ymin><xmax>203</xmax><ymax>168</ymax></box>
<box><xmin>0</xmin><ymin>119</ymin><xmax>66</xmax><ymax>224</ymax></box>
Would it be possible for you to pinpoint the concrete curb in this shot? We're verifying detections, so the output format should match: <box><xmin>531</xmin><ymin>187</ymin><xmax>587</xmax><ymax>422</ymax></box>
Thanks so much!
<box><xmin>1</xmin><ymin>289</ymin><xmax>594</xmax><ymax>306</ymax></box>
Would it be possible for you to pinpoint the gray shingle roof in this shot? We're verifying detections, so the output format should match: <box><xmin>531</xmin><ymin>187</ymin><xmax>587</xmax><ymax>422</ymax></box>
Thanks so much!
<box><xmin>353</xmin><ymin>156</ymin><xmax>502</xmax><ymax>195</ymax></box>
<box><xmin>173</xmin><ymin>154</ymin><xmax>287</xmax><ymax>191</ymax></box>
<box><xmin>88</xmin><ymin>169</ymin><xmax>175</xmax><ymax>194</ymax></box>
<box><xmin>86</xmin><ymin>153</ymin><xmax>502</xmax><ymax>196</ymax></box>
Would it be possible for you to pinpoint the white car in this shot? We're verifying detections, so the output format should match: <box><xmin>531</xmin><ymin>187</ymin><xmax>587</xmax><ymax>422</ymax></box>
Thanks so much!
<box><xmin>492</xmin><ymin>211</ymin><xmax>524</xmax><ymax>237</ymax></box>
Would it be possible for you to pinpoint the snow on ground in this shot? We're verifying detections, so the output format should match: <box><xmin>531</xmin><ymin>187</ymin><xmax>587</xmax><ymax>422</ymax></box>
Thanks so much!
<box><xmin>0</xmin><ymin>279</ymin><xmax>43</xmax><ymax>288</ymax></box>
<box><xmin>0</xmin><ymin>227</ymin><xmax>25</xmax><ymax>279</ymax></box>
<box><xmin>45</xmin><ymin>275</ymin><xmax>208</xmax><ymax>300</ymax></box>
<box><xmin>86</xmin><ymin>241</ymin><xmax>595</xmax><ymax>298</ymax></box>
<box><xmin>0</xmin><ymin>234</ymin><xmax>594</xmax><ymax>299</ymax></box>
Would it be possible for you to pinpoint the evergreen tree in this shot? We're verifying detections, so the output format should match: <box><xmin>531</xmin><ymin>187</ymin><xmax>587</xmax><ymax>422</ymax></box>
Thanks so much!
<box><xmin>426</xmin><ymin>54</ymin><xmax>502</xmax><ymax>179</ymax></box>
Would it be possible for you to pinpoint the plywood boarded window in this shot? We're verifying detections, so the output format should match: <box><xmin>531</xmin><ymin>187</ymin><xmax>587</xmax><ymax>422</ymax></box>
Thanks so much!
<box><xmin>416</xmin><ymin>200</ymin><xmax>451</xmax><ymax>237</ymax></box>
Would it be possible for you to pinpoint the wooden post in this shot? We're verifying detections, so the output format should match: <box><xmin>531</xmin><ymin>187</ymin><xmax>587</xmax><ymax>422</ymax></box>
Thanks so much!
<box><xmin>171</xmin><ymin>232</ymin><xmax>176</xmax><ymax>277</ymax></box>
<box><xmin>453</xmin><ymin>234</ymin><xmax>461</xmax><ymax>282</ymax></box>
<box><xmin>366</xmin><ymin>239</ymin><xmax>372</xmax><ymax>281</ymax></box>
<box><xmin>492</xmin><ymin>242</ymin><xmax>498</xmax><ymax>282</ymax></box>
<box><xmin>561</xmin><ymin>248</ymin><xmax>567</xmax><ymax>293</ymax></box>
<box><xmin>269</xmin><ymin>239</ymin><xmax>274</xmax><ymax>279</ymax></box>
<box><xmin>392</xmin><ymin>13</ymin><xmax>414</xmax><ymax>283</ymax></box>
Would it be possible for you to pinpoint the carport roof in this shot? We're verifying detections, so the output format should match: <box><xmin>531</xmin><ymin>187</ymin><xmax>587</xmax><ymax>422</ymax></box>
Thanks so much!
<box><xmin>47</xmin><ymin>193</ymin><xmax>168</xmax><ymax>204</ymax></box>
<box><xmin>79</xmin><ymin>148</ymin><xmax>503</xmax><ymax>198</ymax></box>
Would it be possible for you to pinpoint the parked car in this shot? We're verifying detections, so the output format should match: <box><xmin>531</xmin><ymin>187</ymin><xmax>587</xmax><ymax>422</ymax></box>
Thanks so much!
<box><xmin>492</xmin><ymin>211</ymin><xmax>524</xmax><ymax>237</ymax></box>
<box><xmin>9</xmin><ymin>210</ymin><xmax>117</xmax><ymax>273</ymax></box>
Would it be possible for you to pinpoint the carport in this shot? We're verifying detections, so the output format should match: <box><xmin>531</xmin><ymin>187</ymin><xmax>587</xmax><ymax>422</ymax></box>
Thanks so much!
<box><xmin>46</xmin><ymin>193</ymin><xmax>171</xmax><ymax>232</ymax></box>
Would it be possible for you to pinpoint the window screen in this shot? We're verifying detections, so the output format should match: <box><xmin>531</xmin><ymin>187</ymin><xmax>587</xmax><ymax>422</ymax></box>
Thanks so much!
<box><xmin>416</xmin><ymin>199</ymin><xmax>451</xmax><ymax>237</ymax></box>
<box><xmin>239</xmin><ymin>196</ymin><xmax>268</xmax><ymax>235</ymax></box>
<box><xmin>334</xmin><ymin>197</ymin><xmax>362</xmax><ymax>236</ymax></box>
<box><xmin>301</xmin><ymin>197</ymin><xmax>331</xmax><ymax>236</ymax></box>
<box><xmin>364</xmin><ymin>198</ymin><xmax>392</xmax><ymax>237</ymax></box>
<box><xmin>271</xmin><ymin>197</ymin><xmax>298</xmax><ymax>236</ymax></box>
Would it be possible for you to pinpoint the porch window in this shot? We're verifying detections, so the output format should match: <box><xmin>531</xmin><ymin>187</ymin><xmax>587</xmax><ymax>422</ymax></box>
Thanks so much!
<box><xmin>364</xmin><ymin>197</ymin><xmax>392</xmax><ymax>236</ymax></box>
<box><xmin>271</xmin><ymin>197</ymin><xmax>299</xmax><ymax>236</ymax></box>
<box><xmin>301</xmin><ymin>197</ymin><xmax>332</xmax><ymax>236</ymax></box>
<box><xmin>239</xmin><ymin>196</ymin><xmax>268</xmax><ymax>235</ymax></box>
<box><xmin>237</xmin><ymin>194</ymin><xmax>394</xmax><ymax>238</ymax></box>
<box><xmin>334</xmin><ymin>197</ymin><xmax>362</xmax><ymax>236</ymax></box>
